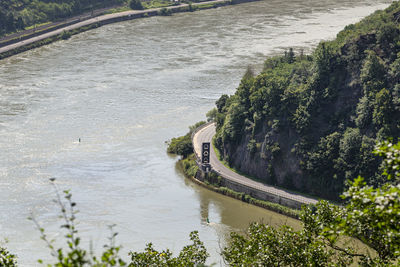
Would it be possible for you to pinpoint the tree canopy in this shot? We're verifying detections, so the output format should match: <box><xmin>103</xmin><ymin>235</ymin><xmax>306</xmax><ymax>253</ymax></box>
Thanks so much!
<box><xmin>222</xmin><ymin>140</ymin><xmax>400</xmax><ymax>266</ymax></box>
<box><xmin>212</xmin><ymin>1</ymin><xmax>400</xmax><ymax>199</ymax></box>
<box><xmin>2</xmin><ymin>140</ymin><xmax>399</xmax><ymax>266</ymax></box>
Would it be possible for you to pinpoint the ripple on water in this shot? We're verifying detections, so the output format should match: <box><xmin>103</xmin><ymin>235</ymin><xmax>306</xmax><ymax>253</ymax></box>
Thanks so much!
<box><xmin>0</xmin><ymin>0</ymin><xmax>393</xmax><ymax>265</ymax></box>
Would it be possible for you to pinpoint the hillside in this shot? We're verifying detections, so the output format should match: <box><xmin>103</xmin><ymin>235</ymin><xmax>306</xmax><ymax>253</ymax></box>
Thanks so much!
<box><xmin>211</xmin><ymin>1</ymin><xmax>400</xmax><ymax>200</ymax></box>
<box><xmin>0</xmin><ymin>0</ymin><xmax>124</xmax><ymax>37</ymax></box>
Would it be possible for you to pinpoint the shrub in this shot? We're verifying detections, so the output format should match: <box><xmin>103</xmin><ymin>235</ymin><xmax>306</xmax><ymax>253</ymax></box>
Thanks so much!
<box><xmin>129</xmin><ymin>0</ymin><xmax>144</xmax><ymax>10</ymax></box>
<box><xmin>60</xmin><ymin>30</ymin><xmax>71</xmax><ymax>40</ymax></box>
<box><xmin>167</xmin><ymin>134</ymin><xmax>193</xmax><ymax>158</ymax></box>
<box><xmin>158</xmin><ymin>8</ymin><xmax>172</xmax><ymax>16</ymax></box>
<box><xmin>29</xmin><ymin>178</ymin><xmax>208</xmax><ymax>266</ymax></box>
<box><xmin>0</xmin><ymin>246</ymin><xmax>17</xmax><ymax>267</ymax></box>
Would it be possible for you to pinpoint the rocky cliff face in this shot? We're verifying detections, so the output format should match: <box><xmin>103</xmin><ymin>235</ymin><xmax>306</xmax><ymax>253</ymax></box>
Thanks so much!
<box><xmin>212</xmin><ymin>2</ymin><xmax>400</xmax><ymax>199</ymax></box>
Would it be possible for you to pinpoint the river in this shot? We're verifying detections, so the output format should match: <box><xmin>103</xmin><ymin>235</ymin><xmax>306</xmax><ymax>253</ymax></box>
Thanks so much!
<box><xmin>0</xmin><ymin>0</ymin><xmax>392</xmax><ymax>265</ymax></box>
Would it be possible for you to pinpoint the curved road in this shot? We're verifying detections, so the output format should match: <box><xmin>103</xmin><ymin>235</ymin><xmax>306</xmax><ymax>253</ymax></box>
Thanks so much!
<box><xmin>193</xmin><ymin>123</ymin><xmax>318</xmax><ymax>205</ymax></box>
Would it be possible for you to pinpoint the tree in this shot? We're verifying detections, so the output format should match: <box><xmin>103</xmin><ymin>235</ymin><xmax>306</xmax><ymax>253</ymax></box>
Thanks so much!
<box><xmin>167</xmin><ymin>134</ymin><xmax>193</xmax><ymax>158</ymax></box>
<box><xmin>28</xmin><ymin>179</ymin><xmax>208</xmax><ymax>266</ymax></box>
<box><xmin>2</xmin><ymin>143</ymin><xmax>400</xmax><ymax>266</ymax></box>
<box><xmin>373</xmin><ymin>88</ymin><xmax>393</xmax><ymax>129</ymax></box>
<box><xmin>221</xmin><ymin>102</ymin><xmax>246</xmax><ymax>143</ymax></box>
<box><xmin>206</xmin><ymin>108</ymin><xmax>217</xmax><ymax>122</ymax></box>
<box><xmin>222</xmin><ymin>220</ymin><xmax>352</xmax><ymax>266</ymax></box>
<box><xmin>334</xmin><ymin>127</ymin><xmax>363</xmax><ymax>180</ymax></box>
<box><xmin>313</xmin><ymin>42</ymin><xmax>336</xmax><ymax>85</ymax></box>
<box><xmin>235</xmin><ymin>67</ymin><xmax>254</xmax><ymax>110</ymax></box>
<box><xmin>337</xmin><ymin>177</ymin><xmax>400</xmax><ymax>264</ymax></box>
<box><xmin>360</xmin><ymin>51</ymin><xmax>386</xmax><ymax>94</ymax></box>
<box><xmin>129</xmin><ymin>231</ymin><xmax>208</xmax><ymax>266</ymax></box>
<box><xmin>286</xmin><ymin>48</ymin><xmax>295</xmax><ymax>64</ymax></box>
<box><xmin>223</xmin><ymin>140</ymin><xmax>400</xmax><ymax>266</ymax></box>
<box><xmin>0</xmin><ymin>246</ymin><xmax>17</xmax><ymax>267</ymax></box>
<box><xmin>215</xmin><ymin>94</ymin><xmax>229</xmax><ymax>113</ymax></box>
<box><xmin>129</xmin><ymin>0</ymin><xmax>143</xmax><ymax>10</ymax></box>
<box><xmin>167</xmin><ymin>121</ymin><xmax>206</xmax><ymax>158</ymax></box>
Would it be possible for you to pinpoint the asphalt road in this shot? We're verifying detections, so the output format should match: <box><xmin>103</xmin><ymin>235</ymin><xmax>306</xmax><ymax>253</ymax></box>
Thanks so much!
<box><xmin>193</xmin><ymin>123</ymin><xmax>318</xmax><ymax>205</ymax></box>
<box><xmin>0</xmin><ymin>5</ymin><xmax>121</xmax><ymax>46</ymax></box>
<box><xmin>0</xmin><ymin>0</ymin><xmax>232</xmax><ymax>55</ymax></box>
<box><xmin>0</xmin><ymin>9</ymin><xmax>147</xmax><ymax>54</ymax></box>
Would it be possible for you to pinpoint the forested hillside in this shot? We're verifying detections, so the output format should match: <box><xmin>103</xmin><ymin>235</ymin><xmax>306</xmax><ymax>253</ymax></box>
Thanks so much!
<box><xmin>0</xmin><ymin>0</ymin><xmax>124</xmax><ymax>36</ymax></box>
<box><xmin>211</xmin><ymin>1</ymin><xmax>400</xmax><ymax>200</ymax></box>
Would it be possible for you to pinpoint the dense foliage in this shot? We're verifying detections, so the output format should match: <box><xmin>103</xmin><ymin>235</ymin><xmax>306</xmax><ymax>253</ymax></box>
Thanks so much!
<box><xmin>0</xmin><ymin>0</ymin><xmax>124</xmax><ymax>36</ymax></box>
<box><xmin>213</xmin><ymin>2</ymin><xmax>400</xmax><ymax>199</ymax></box>
<box><xmin>222</xmin><ymin>141</ymin><xmax>400</xmax><ymax>266</ymax></box>
<box><xmin>167</xmin><ymin>121</ymin><xmax>206</xmax><ymax>158</ymax></box>
<box><xmin>129</xmin><ymin>231</ymin><xmax>208</xmax><ymax>266</ymax></box>
<box><xmin>0</xmin><ymin>179</ymin><xmax>208</xmax><ymax>267</ymax></box>
<box><xmin>129</xmin><ymin>0</ymin><xmax>143</xmax><ymax>10</ymax></box>
<box><xmin>2</xmin><ymin>2</ymin><xmax>400</xmax><ymax>266</ymax></box>
<box><xmin>2</xmin><ymin>141</ymin><xmax>399</xmax><ymax>266</ymax></box>
<box><xmin>0</xmin><ymin>246</ymin><xmax>17</xmax><ymax>266</ymax></box>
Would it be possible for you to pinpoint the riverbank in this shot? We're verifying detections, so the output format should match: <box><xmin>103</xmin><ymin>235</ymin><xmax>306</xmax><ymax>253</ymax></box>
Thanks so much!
<box><xmin>169</xmin><ymin>121</ymin><xmax>310</xmax><ymax>218</ymax></box>
<box><xmin>177</xmin><ymin>154</ymin><xmax>301</xmax><ymax>219</ymax></box>
<box><xmin>0</xmin><ymin>0</ymin><xmax>259</xmax><ymax>60</ymax></box>
<box><xmin>0</xmin><ymin>5</ymin><xmax>123</xmax><ymax>48</ymax></box>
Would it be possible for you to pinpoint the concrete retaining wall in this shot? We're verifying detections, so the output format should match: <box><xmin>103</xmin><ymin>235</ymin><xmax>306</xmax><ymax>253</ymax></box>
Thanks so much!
<box><xmin>192</xmin><ymin>122</ymin><xmax>308</xmax><ymax>210</ymax></box>
<box><xmin>202</xmin><ymin>170</ymin><xmax>304</xmax><ymax>209</ymax></box>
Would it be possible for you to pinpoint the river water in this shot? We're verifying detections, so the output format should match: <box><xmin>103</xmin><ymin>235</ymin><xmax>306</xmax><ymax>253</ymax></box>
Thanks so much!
<box><xmin>0</xmin><ymin>0</ymin><xmax>392</xmax><ymax>265</ymax></box>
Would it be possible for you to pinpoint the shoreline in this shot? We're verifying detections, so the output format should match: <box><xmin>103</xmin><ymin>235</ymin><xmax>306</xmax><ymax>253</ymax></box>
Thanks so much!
<box><xmin>0</xmin><ymin>0</ymin><xmax>259</xmax><ymax>60</ymax></box>
<box><xmin>177</xmin><ymin>155</ymin><xmax>301</xmax><ymax>219</ymax></box>
<box><xmin>192</xmin><ymin>123</ymin><xmax>319</xmax><ymax>210</ymax></box>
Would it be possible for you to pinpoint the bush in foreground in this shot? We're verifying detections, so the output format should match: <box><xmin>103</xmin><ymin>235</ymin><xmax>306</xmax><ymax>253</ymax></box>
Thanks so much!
<box><xmin>1</xmin><ymin>141</ymin><xmax>399</xmax><ymax>266</ymax></box>
<box><xmin>222</xmin><ymin>141</ymin><xmax>400</xmax><ymax>266</ymax></box>
<box><xmin>27</xmin><ymin>179</ymin><xmax>208</xmax><ymax>266</ymax></box>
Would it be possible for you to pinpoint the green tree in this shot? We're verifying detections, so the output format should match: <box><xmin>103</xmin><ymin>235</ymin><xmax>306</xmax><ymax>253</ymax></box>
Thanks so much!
<box><xmin>206</xmin><ymin>108</ymin><xmax>217</xmax><ymax>122</ymax></box>
<box><xmin>0</xmin><ymin>246</ymin><xmax>17</xmax><ymax>267</ymax></box>
<box><xmin>235</xmin><ymin>67</ymin><xmax>254</xmax><ymax>110</ymax></box>
<box><xmin>338</xmin><ymin>177</ymin><xmax>400</xmax><ymax>264</ymax></box>
<box><xmin>30</xmin><ymin>180</ymin><xmax>127</xmax><ymax>266</ymax></box>
<box><xmin>285</xmin><ymin>48</ymin><xmax>295</xmax><ymax>64</ymax></box>
<box><xmin>390</xmin><ymin>53</ymin><xmax>400</xmax><ymax>83</ymax></box>
<box><xmin>167</xmin><ymin>134</ymin><xmax>193</xmax><ymax>158</ymax></box>
<box><xmin>215</xmin><ymin>94</ymin><xmax>229</xmax><ymax>113</ymax></box>
<box><xmin>334</xmin><ymin>127</ymin><xmax>363</xmax><ymax>180</ymax></box>
<box><xmin>373</xmin><ymin>88</ymin><xmax>393</xmax><ymax>130</ymax></box>
<box><xmin>355</xmin><ymin>95</ymin><xmax>373</xmax><ymax>129</ymax></box>
<box><xmin>360</xmin><ymin>51</ymin><xmax>386</xmax><ymax>94</ymax></box>
<box><xmin>129</xmin><ymin>0</ymin><xmax>143</xmax><ymax>10</ymax></box>
<box><xmin>221</xmin><ymin>102</ymin><xmax>246</xmax><ymax>143</ymax></box>
<box><xmin>306</xmin><ymin>131</ymin><xmax>342</xmax><ymax>195</ymax></box>
<box><xmin>223</xmin><ymin>140</ymin><xmax>400</xmax><ymax>266</ymax></box>
<box><xmin>222</xmin><ymin>219</ymin><xmax>353</xmax><ymax>266</ymax></box>
<box><xmin>313</xmin><ymin>42</ymin><xmax>336</xmax><ymax>84</ymax></box>
<box><xmin>29</xmin><ymin>179</ymin><xmax>208</xmax><ymax>266</ymax></box>
<box><xmin>129</xmin><ymin>231</ymin><xmax>208</xmax><ymax>266</ymax></box>
<box><xmin>168</xmin><ymin>121</ymin><xmax>206</xmax><ymax>158</ymax></box>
